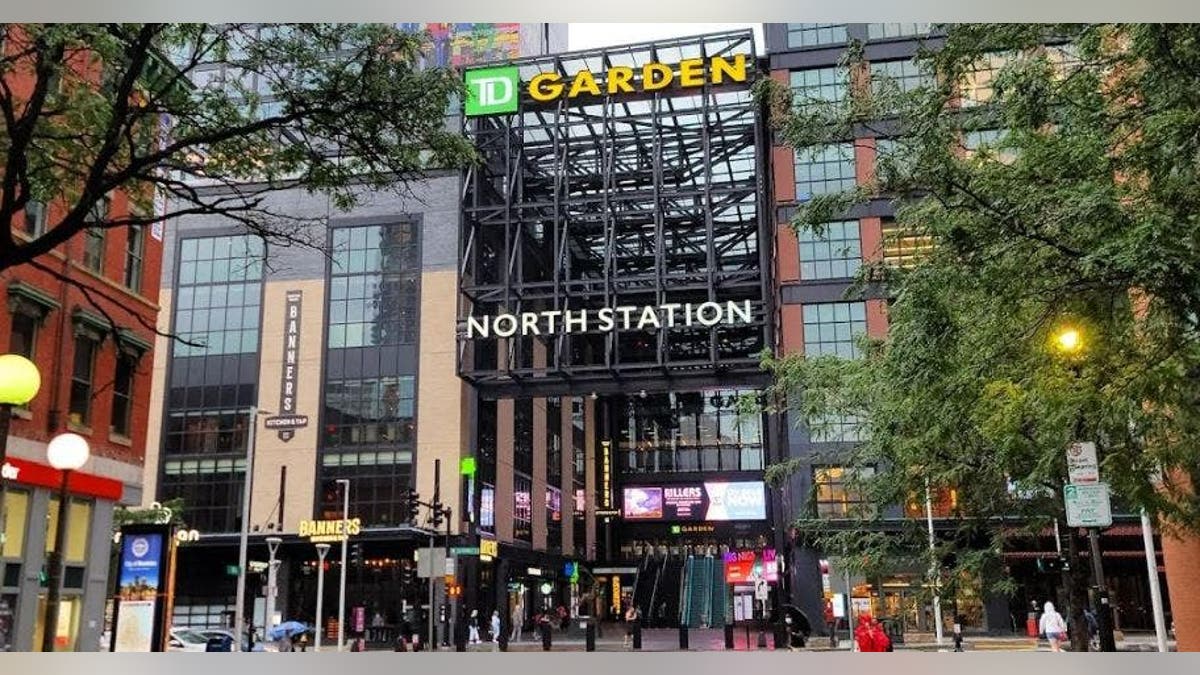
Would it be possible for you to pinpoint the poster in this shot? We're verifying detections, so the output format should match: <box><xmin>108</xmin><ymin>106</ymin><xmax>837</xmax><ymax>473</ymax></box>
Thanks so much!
<box><xmin>621</xmin><ymin>481</ymin><xmax>766</xmax><ymax>522</ymax></box>
<box><xmin>480</xmin><ymin>484</ymin><xmax>495</xmax><ymax>531</ymax></box>
<box><xmin>398</xmin><ymin>23</ymin><xmax>522</xmax><ymax>68</ymax></box>
<box><xmin>113</xmin><ymin>532</ymin><xmax>164</xmax><ymax>652</ymax></box>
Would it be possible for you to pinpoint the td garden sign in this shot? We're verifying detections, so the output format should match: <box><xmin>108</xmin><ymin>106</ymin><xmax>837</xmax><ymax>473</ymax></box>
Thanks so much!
<box><xmin>465</xmin><ymin>54</ymin><xmax>749</xmax><ymax>116</ymax></box>
<box><xmin>466</xmin><ymin>300</ymin><xmax>753</xmax><ymax>339</ymax></box>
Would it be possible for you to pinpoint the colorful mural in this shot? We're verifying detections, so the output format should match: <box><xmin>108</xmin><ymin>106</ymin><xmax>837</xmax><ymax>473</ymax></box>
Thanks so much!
<box><xmin>398</xmin><ymin>23</ymin><xmax>522</xmax><ymax>68</ymax></box>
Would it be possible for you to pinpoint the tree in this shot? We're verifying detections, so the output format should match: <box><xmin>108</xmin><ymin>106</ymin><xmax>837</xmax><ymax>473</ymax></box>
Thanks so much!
<box><xmin>758</xmin><ymin>24</ymin><xmax>1200</xmax><ymax>651</ymax></box>
<box><xmin>1</xmin><ymin>23</ymin><xmax>476</xmax><ymax>332</ymax></box>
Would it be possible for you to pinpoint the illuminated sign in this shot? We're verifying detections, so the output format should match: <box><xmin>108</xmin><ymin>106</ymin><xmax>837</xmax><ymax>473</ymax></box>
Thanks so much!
<box><xmin>611</xmin><ymin>577</ymin><xmax>621</xmax><ymax>611</ymax></box>
<box><xmin>480</xmin><ymin>538</ymin><xmax>498</xmax><ymax>559</ymax></box>
<box><xmin>464</xmin><ymin>55</ymin><xmax>749</xmax><ymax>117</ymax></box>
<box><xmin>480</xmin><ymin>483</ymin><xmax>496</xmax><ymax>532</ymax></box>
<box><xmin>601</xmin><ymin>440</ymin><xmax>613</xmax><ymax>509</ymax></box>
<box><xmin>466</xmin><ymin>300</ymin><xmax>753</xmax><ymax>339</ymax></box>
<box><xmin>298</xmin><ymin>518</ymin><xmax>362</xmax><ymax>543</ymax></box>
<box><xmin>622</xmin><ymin>481</ymin><xmax>767</xmax><ymax>522</ymax></box>
<box><xmin>266</xmin><ymin>291</ymin><xmax>307</xmax><ymax>441</ymax></box>
<box><xmin>723</xmin><ymin>549</ymin><xmax>779</xmax><ymax>584</ymax></box>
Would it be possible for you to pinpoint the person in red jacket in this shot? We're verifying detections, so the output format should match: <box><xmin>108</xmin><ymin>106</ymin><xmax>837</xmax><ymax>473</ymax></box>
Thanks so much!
<box><xmin>854</xmin><ymin>615</ymin><xmax>892</xmax><ymax>652</ymax></box>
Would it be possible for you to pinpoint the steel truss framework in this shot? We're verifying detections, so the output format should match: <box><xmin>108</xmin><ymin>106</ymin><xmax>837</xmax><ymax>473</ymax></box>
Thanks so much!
<box><xmin>458</xmin><ymin>31</ymin><xmax>772</xmax><ymax>398</ymax></box>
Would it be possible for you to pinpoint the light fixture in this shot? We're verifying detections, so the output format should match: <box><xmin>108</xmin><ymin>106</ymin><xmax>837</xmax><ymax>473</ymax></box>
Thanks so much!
<box><xmin>0</xmin><ymin>354</ymin><xmax>41</xmax><ymax>406</ymax></box>
<box><xmin>46</xmin><ymin>432</ymin><xmax>90</xmax><ymax>471</ymax></box>
<box><xmin>589</xmin><ymin>392</ymin><xmax>598</xmax><ymax>400</ymax></box>
<box><xmin>639</xmin><ymin>389</ymin><xmax>647</xmax><ymax>399</ymax></box>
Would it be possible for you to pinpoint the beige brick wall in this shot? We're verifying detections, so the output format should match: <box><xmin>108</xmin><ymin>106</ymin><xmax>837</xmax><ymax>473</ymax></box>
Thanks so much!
<box><xmin>249</xmin><ymin>279</ymin><xmax>325</xmax><ymax>532</ymax></box>
<box><xmin>532</xmin><ymin>397</ymin><xmax>547</xmax><ymax>550</ymax></box>
<box><xmin>139</xmin><ymin>289</ymin><xmax>173</xmax><ymax>507</ymax></box>
<box><xmin>414</xmin><ymin>269</ymin><xmax>466</xmax><ymax>533</ymax></box>
<box><xmin>496</xmin><ymin>398</ymin><xmax>514</xmax><ymax>542</ymax></box>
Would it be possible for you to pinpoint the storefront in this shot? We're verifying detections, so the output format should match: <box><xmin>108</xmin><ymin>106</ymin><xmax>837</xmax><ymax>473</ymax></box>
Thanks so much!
<box><xmin>1</xmin><ymin>457</ymin><xmax>123</xmax><ymax>651</ymax></box>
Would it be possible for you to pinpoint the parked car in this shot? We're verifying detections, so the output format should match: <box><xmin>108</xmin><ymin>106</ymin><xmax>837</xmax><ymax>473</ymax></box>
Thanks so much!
<box><xmin>168</xmin><ymin>628</ymin><xmax>211</xmax><ymax>652</ymax></box>
<box><xmin>198</xmin><ymin>629</ymin><xmax>272</xmax><ymax>652</ymax></box>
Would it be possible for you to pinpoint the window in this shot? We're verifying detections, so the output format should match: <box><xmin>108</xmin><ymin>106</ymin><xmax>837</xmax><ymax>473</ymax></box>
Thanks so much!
<box><xmin>318</xmin><ymin>459</ymin><xmax>414</xmax><ymax>528</ymax></box>
<box><xmin>10</xmin><ymin>312</ymin><xmax>37</xmax><ymax>359</ymax></box>
<box><xmin>867</xmin><ymin>23</ymin><xmax>932</xmax><ymax>40</ymax></box>
<box><xmin>23</xmin><ymin>201</ymin><xmax>47</xmax><ymax>237</ymax></box>
<box><xmin>514</xmin><ymin>398</ymin><xmax>534</xmax><ymax>475</ymax></box>
<box><xmin>961</xmin><ymin>53</ymin><xmax>1010</xmax><ymax>107</ymax></box>
<box><xmin>163</xmin><ymin>410</ymin><xmax>251</xmax><ymax>456</ymax></box>
<box><xmin>802</xmin><ymin>302</ymin><xmax>867</xmax><ymax>358</ymax></box>
<box><xmin>799</xmin><ymin>221</ymin><xmax>862</xmax><ymax>280</ymax></box>
<box><xmin>513</xmin><ymin>474</ymin><xmax>533</xmax><ymax>543</ymax></box>
<box><xmin>808</xmin><ymin>413</ymin><xmax>866</xmax><ymax>443</ymax></box>
<box><xmin>68</xmin><ymin>334</ymin><xmax>98</xmax><ymax>426</ymax></box>
<box><xmin>124</xmin><ymin>225</ymin><xmax>145</xmax><ymax>291</ymax></box>
<box><xmin>546</xmin><ymin>486</ymin><xmax>562</xmax><ymax>553</ymax></box>
<box><xmin>82</xmin><ymin>197</ymin><xmax>110</xmax><ymax>273</ymax></box>
<box><xmin>874</xmin><ymin>138</ymin><xmax>917</xmax><ymax>181</ymax></box>
<box><xmin>794</xmin><ymin>143</ymin><xmax>856</xmax><ymax>201</ymax></box>
<box><xmin>904</xmin><ymin>485</ymin><xmax>959</xmax><ymax>518</ymax></box>
<box><xmin>547</xmin><ymin>397</ymin><xmax>562</xmax><ymax>485</ymax></box>
<box><xmin>160</xmin><ymin>459</ymin><xmax>247</xmax><ymax>533</ymax></box>
<box><xmin>620</xmin><ymin>389</ymin><xmax>765</xmax><ymax>474</ymax></box>
<box><xmin>790</xmin><ymin>67</ymin><xmax>849</xmax><ymax>108</ymax></box>
<box><xmin>173</xmin><ymin>235</ymin><xmax>264</xmax><ymax>357</ymax></box>
<box><xmin>870</xmin><ymin>60</ymin><xmax>934</xmax><ymax>101</ymax></box>
<box><xmin>881</xmin><ymin>218</ymin><xmax>933</xmax><ymax>268</ymax></box>
<box><xmin>786</xmin><ymin>24</ymin><xmax>848</xmax><ymax>49</ymax></box>
<box><xmin>323</xmin><ymin>376</ymin><xmax>416</xmax><ymax>449</ymax></box>
<box><xmin>814</xmin><ymin>466</ymin><xmax>875</xmax><ymax>518</ymax></box>
<box><xmin>110</xmin><ymin>354</ymin><xmax>135</xmax><ymax>437</ymax></box>
<box><xmin>962</xmin><ymin>129</ymin><xmax>1016</xmax><ymax>163</ymax></box>
<box><xmin>328</xmin><ymin>223</ymin><xmax>420</xmax><ymax>349</ymax></box>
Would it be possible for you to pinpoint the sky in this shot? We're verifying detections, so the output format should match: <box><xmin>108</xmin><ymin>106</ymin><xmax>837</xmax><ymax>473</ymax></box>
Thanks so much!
<box><xmin>568</xmin><ymin>23</ymin><xmax>765</xmax><ymax>55</ymax></box>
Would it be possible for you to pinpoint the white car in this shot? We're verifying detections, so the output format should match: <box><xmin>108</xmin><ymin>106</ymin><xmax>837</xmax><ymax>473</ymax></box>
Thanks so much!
<box><xmin>168</xmin><ymin>628</ymin><xmax>210</xmax><ymax>652</ymax></box>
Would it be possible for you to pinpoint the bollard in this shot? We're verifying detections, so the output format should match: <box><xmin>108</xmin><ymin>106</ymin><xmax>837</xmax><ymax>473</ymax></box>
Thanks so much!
<box><xmin>724</xmin><ymin>624</ymin><xmax>735</xmax><ymax>650</ymax></box>
<box><xmin>679</xmin><ymin>625</ymin><xmax>689</xmax><ymax>650</ymax></box>
<box><xmin>632</xmin><ymin>623</ymin><xmax>642</xmax><ymax>650</ymax></box>
<box><xmin>585</xmin><ymin>621</ymin><xmax>596</xmax><ymax>652</ymax></box>
<box><xmin>542</xmin><ymin>623</ymin><xmax>552</xmax><ymax>651</ymax></box>
<box><xmin>773</xmin><ymin>625</ymin><xmax>787</xmax><ymax>650</ymax></box>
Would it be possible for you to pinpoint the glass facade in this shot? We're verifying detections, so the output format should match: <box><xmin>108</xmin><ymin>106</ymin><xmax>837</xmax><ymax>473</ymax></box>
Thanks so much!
<box><xmin>870</xmin><ymin>59</ymin><xmax>934</xmax><ymax>97</ymax></box>
<box><xmin>813</xmin><ymin>466</ymin><xmax>875</xmax><ymax>518</ymax></box>
<box><xmin>320</xmin><ymin>222</ymin><xmax>421</xmax><ymax>526</ymax></box>
<box><xmin>159</xmin><ymin>233</ymin><xmax>265</xmax><ymax>533</ymax></box>
<box><xmin>866</xmin><ymin>23</ymin><xmax>932</xmax><ymax>40</ymax></box>
<box><xmin>790</xmin><ymin>67</ymin><xmax>849</xmax><ymax>108</ymax></box>
<box><xmin>619</xmin><ymin>389</ymin><xmax>764</xmax><ymax>474</ymax></box>
<box><xmin>786</xmin><ymin>23</ymin><xmax>848</xmax><ymax>49</ymax></box>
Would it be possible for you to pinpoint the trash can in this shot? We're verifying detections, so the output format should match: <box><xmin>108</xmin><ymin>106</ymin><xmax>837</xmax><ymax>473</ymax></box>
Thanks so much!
<box><xmin>205</xmin><ymin>635</ymin><xmax>234</xmax><ymax>652</ymax></box>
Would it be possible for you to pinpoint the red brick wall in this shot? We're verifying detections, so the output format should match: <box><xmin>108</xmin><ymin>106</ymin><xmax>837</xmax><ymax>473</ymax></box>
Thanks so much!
<box><xmin>4</xmin><ymin>190</ymin><xmax>163</xmax><ymax>468</ymax></box>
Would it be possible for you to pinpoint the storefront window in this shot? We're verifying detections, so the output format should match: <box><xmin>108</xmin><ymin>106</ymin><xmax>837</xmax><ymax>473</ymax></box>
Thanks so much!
<box><xmin>2</xmin><ymin>491</ymin><xmax>29</xmax><ymax>558</ymax></box>
<box><xmin>45</xmin><ymin>499</ymin><xmax>92</xmax><ymax>563</ymax></box>
<box><xmin>33</xmin><ymin>595</ymin><xmax>81</xmax><ymax>652</ymax></box>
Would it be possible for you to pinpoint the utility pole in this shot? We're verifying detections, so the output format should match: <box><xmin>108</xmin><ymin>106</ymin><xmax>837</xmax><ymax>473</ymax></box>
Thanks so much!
<box><xmin>234</xmin><ymin>407</ymin><xmax>265</xmax><ymax>651</ymax></box>
<box><xmin>336</xmin><ymin>478</ymin><xmax>350</xmax><ymax>651</ymax></box>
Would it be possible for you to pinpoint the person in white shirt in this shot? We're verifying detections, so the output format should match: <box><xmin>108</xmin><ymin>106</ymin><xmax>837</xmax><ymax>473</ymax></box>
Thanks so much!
<box><xmin>1039</xmin><ymin>602</ymin><xmax>1069</xmax><ymax>652</ymax></box>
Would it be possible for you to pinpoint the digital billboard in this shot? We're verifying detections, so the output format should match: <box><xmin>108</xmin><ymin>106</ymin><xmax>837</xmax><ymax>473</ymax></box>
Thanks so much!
<box><xmin>622</xmin><ymin>481</ymin><xmax>766</xmax><ymax>522</ymax></box>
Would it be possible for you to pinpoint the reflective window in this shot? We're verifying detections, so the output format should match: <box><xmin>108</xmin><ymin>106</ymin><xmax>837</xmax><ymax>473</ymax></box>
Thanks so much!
<box><xmin>173</xmin><ymin>235</ymin><xmax>265</xmax><ymax>356</ymax></box>
<box><xmin>328</xmin><ymin>223</ymin><xmax>420</xmax><ymax>349</ymax></box>
<box><xmin>802</xmin><ymin>302</ymin><xmax>867</xmax><ymax>358</ymax></box>
<box><xmin>124</xmin><ymin>225</ymin><xmax>145</xmax><ymax>291</ymax></box>
<box><xmin>961</xmin><ymin>53</ymin><xmax>1010</xmax><ymax>107</ymax></box>
<box><xmin>808</xmin><ymin>413</ymin><xmax>866</xmax><ymax>443</ymax></box>
<box><xmin>619</xmin><ymin>389</ymin><xmax>764</xmax><ymax>474</ymax></box>
<box><xmin>786</xmin><ymin>24</ymin><xmax>848</xmax><ymax>49</ymax></box>
<box><xmin>160</xmin><ymin>459</ymin><xmax>247</xmax><ymax>533</ymax></box>
<box><xmin>813</xmin><ymin>466</ymin><xmax>875</xmax><ymax>518</ymax></box>
<box><xmin>318</xmin><ymin>460</ymin><xmax>414</xmax><ymax>528</ymax></box>
<box><xmin>514</xmin><ymin>398</ymin><xmax>534</xmax><ymax>475</ymax></box>
<box><xmin>9</xmin><ymin>311</ymin><xmax>37</xmax><ymax>359</ymax></box>
<box><xmin>790</xmin><ymin>67</ymin><xmax>849</xmax><ymax>108</ymax></box>
<box><xmin>546</xmin><ymin>486</ymin><xmax>562</xmax><ymax>554</ymax></box>
<box><xmin>513</xmin><ymin>474</ymin><xmax>533</xmax><ymax>543</ymax></box>
<box><xmin>799</xmin><ymin>221</ymin><xmax>862</xmax><ymax>280</ymax></box>
<box><xmin>110</xmin><ymin>354</ymin><xmax>135</xmax><ymax>437</ymax></box>
<box><xmin>68</xmin><ymin>334</ymin><xmax>98</xmax><ymax>427</ymax></box>
<box><xmin>870</xmin><ymin>59</ymin><xmax>934</xmax><ymax>98</ymax></box>
<box><xmin>866</xmin><ymin>23</ymin><xmax>932</xmax><ymax>40</ymax></box>
<box><xmin>23</xmin><ymin>201</ymin><xmax>47</xmax><ymax>237</ymax></box>
<box><xmin>881</xmin><ymin>218</ymin><xmax>934</xmax><ymax>268</ymax></box>
<box><xmin>795</xmin><ymin>143</ymin><xmax>856</xmax><ymax>201</ymax></box>
<box><xmin>2</xmin><ymin>491</ymin><xmax>29</xmax><ymax>558</ymax></box>
<box><xmin>323</xmin><ymin>376</ymin><xmax>415</xmax><ymax>450</ymax></box>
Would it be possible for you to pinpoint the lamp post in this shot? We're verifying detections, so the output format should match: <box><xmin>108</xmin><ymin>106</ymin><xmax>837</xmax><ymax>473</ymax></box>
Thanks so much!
<box><xmin>234</xmin><ymin>407</ymin><xmax>267</xmax><ymax>652</ymax></box>
<box><xmin>315</xmin><ymin>543</ymin><xmax>331</xmax><ymax>652</ymax></box>
<box><xmin>0</xmin><ymin>354</ymin><xmax>41</xmax><ymax>556</ymax></box>
<box><xmin>42</xmin><ymin>432</ymin><xmax>89</xmax><ymax>652</ymax></box>
<box><xmin>924</xmin><ymin>478</ymin><xmax>944</xmax><ymax>646</ymax></box>
<box><xmin>265</xmin><ymin>536</ymin><xmax>282</xmax><ymax>639</ymax></box>
<box><xmin>335</xmin><ymin>478</ymin><xmax>349</xmax><ymax>652</ymax></box>
<box><xmin>1051</xmin><ymin>325</ymin><xmax>1116</xmax><ymax>652</ymax></box>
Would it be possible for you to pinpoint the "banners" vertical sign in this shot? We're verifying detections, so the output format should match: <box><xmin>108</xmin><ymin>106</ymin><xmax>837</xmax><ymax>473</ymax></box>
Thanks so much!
<box><xmin>265</xmin><ymin>291</ymin><xmax>309</xmax><ymax>440</ymax></box>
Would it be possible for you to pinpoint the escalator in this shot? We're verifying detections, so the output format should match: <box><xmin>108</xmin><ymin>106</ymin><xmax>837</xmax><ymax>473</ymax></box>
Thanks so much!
<box><xmin>683</xmin><ymin>557</ymin><xmax>713</xmax><ymax>627</ymax></box>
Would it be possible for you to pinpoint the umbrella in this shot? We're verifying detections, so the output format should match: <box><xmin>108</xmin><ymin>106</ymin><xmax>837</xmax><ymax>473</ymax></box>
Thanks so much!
<box><xmin>266</xmin><ymin>621</ymin><xmax>311</xmax><ymax>641</ymax></box>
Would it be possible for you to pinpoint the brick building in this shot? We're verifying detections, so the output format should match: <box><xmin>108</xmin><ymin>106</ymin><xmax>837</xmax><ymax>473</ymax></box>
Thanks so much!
<box><xmin>1</xmin><ymin>29</ymin><xmax>161</xmax><ymax>651</ymax></box>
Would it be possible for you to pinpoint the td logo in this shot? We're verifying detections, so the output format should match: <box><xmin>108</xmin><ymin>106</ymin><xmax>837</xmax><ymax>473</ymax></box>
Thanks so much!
<box><xmin>465</xmin><ymin>66</ymin><xmax>519</xmax><ymax>116</ymax></box>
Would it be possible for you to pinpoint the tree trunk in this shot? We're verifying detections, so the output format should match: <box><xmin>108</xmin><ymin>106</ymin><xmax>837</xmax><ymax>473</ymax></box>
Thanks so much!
<box><xmin>1063</xmin><ymin>523</ymin><xmax>1091</xmax><ymax>651</ymax></box>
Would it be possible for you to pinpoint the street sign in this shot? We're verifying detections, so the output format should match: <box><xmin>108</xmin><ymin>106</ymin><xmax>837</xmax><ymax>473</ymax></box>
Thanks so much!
<box><xmin>451</xmin><ymin>546</ymin><xmax>480</xmax><ymax>556</ymax></box>
<box><xmin>416</xmin><ymin>547</ymin><xmax>447</xmax><ymax>579</ymax></box>
<box><xmin>755</xmin><ymin>579</ymin><xmax>769</xmax><ymax>601</ymax></box>
<box><xmin>1066</xmin><ymin>442</ymin><xmax>1100</xmax><ymax>484</ymax></box>
<box><xmin>1064</xmin><ymin>482</ymin><xmax>1113</xmax><ymax>527</ymax></box>
<box><xmin>445</xmin><ymin>557</ymin><xmax>456</xmax><ymax>576</ymax></box>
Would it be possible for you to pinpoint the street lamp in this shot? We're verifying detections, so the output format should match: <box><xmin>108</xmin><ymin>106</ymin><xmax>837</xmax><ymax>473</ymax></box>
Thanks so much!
<box><xmin>314</xmin><ymin>543</ymin><xmax>331</xmax><ymax>652</ymax></box>
<box><xmin>0</xmin><ymin>354</ymin><xmax>41</xmax><ymax>555</ymax></box>
<box><xmin>1051</xmin><ymin>325</ymin><xmax>1116</xmax><ymax>652</ymax></box>
<box><xmin>234</xmin><ymin>407</ymin><xmax>268</xmax><ymax>652</ymax></box>
<box><xmin>335</xmin><ymin>478</ymin><xmax>349</xmax><ymax>652</ymax></box>
<box><xmin>265</xmin><ymin>536</ymin><xmax>282</xmax><ymax>639</ymax></box>
<box><xmin>42</xmin><ymin>432</ymin><xmax>89</xmax><ymax>652</ymax></box>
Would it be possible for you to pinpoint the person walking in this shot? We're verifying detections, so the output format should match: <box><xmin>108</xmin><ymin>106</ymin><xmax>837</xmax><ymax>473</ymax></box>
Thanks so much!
<box><xmin>1039</xmin><ymin>602</ymin><xmax>1068</xmax><ymax>652</ymax></box>
<box><xmin>469</xmin><ymin>609</ymin><xmax>482</xmax><ymax>644</ymax></box>
<box><xmin>854</xmin><ymin>615</ymin><xmax>890</xmax><ymax>652</ymax></box>
<box><xmin>491</xmin><ymin>610</ymin><xmax>502</xmax><ymax>644</ymax></box>
<box><xmin>623</xmin><ymin>604</ymin><xmax>640</xmax><ymax>649</ymax></box>
<box><xmin>510</xmin><ymin>604</ymin><xmax>523</xmax><ymax>642</ymax></box>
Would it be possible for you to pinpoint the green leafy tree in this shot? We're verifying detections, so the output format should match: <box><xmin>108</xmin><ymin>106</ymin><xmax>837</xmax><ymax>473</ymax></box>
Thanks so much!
<box><xmin>758</xmin><ymin>24</ymin><xmax>1200</xmax><ymax>650</ymax></box>
<box><xmin>0</xmin><ymin>23</ymin><xmax>475</xmax><ymax>333</ymax></box>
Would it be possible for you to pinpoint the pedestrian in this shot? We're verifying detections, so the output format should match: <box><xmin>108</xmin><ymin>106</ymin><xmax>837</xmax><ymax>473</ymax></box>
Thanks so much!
<box><xmin>823</xmin><ymin>598</ymin><xmax>838</xmax><ymax>647</ymax></box>
<box><xmin>510</xmin><ymin>605</ymin><xmax>523</xmax><ymax>642</ymax></box>
<box><xmin>1039</xmin><ymin>602</ymin><xmax>1068</xmax><ymax>652</ymax></box>
<box><xmin>558</xmin><ymin>605</ymin><xmax>569</xmax><ymax>632</ymax></box>
<box><xmin>623</xmin><ymin>604</ymin><xmax>639</xmax><ymax>649</ymax></box>
<box><xmin>854</xmin><ymin>615</ymin><xmax>889</xmax><ymax>652</ymax></box>
<box><xmin>491</xmin><ymin>610</ymin><xmax>502</xmax><ymax>643</ymax></box>
<box><xmin>469</xmin><ymin>609</ymin><xmax>481</xmax><ymax>644</ymax></box>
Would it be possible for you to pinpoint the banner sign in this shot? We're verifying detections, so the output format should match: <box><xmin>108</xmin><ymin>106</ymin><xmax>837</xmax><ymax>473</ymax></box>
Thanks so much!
<box><xmin>112</xmin><ymin>526</ymin><xmax>172</xmax><ymax>652</ymax></box>
<box><xmin>298</xmin><ymin>518</ymin><xmax>362</xmax><ymax>543</ymax></box>
<box><xmin>267</xmin><ymin>291</ymin><xmax>307</xmax><ymax>441</ymax></box>
<box><xmin>466</xmin><ymin>300</ymin><xmax>753</xmax><ymax>339</ymax></box>
<box><xmin>723</xmin><ymin>549</ymin><xmax>779</xmax><ymax>584</ymax></box>
<box><xmin>622</xmin><ymin>481</ymin><xmax>767</xmax><ymax>522</ymax></box>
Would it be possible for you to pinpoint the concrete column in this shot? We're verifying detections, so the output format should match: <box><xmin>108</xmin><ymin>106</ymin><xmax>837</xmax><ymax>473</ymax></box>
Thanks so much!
<box><xmin>78</xmin><ymin>500</ymin><xmax>115</xmax><ymax>651</ymax></box>
<box><xmin>496</xmin><ymin>399</ymin><xmax>515</xmax><ymax>543</ymax></box>
<box><xmin>14</xmin><ymin>488</ymin><xmax>51</xmax><ymax>652</ymax></box>
<box><xmin>532</xmin><ymin>398</ymin><xmax>547</xmax><ymax>551</ymax></box>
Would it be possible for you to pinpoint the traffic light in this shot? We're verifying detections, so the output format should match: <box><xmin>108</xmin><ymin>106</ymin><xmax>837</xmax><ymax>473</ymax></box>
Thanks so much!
<box><xmin>1036</xmin><ymin>556</ymin><xmax>1063</xmax><ymax>574</ymax></box>
<box><xmin>350</xmin><ymin>543</ymin><xmax>363</xmax><ymax>566</ymax></box>
<box><xmin>402</xmin><ymin>488</ymin><xmax>421</xmax><ymax>524</ymax></box>
<box><xmin>430</xmin><ymin>504</ymin><xmax>445</xmax><ymax>529</ymax></box>
<box><xmin>447</xmin><ymin>582</ymin><xmax>462</xmax><ymax>599</ymax></box>
<box><xmin>401</xmin><ymin>563</ymin><xmax>416</xmax><ymax>586</ymax></box>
